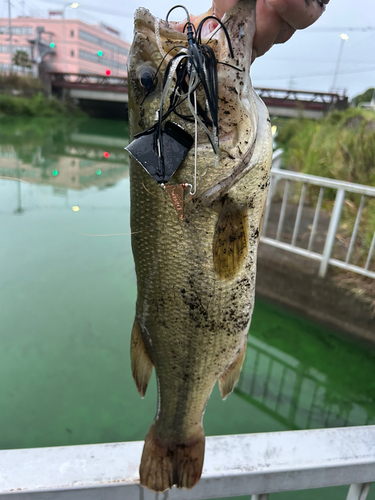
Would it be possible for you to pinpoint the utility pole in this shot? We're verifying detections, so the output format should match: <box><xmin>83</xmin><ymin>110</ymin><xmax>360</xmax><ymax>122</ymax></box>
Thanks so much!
<box><xmin>289</xmin><ymin>75</ymin><xmax>295</xmax><ymax>90</ymax></box>
<box><xmin>331</xmin><ymin>33</ymin><xmax>349</xmax><ymax>91</ymax></box>
<box><xmin>21</xmin><ymin>0</ymin><xmax>25</xmax><ymax>16</ymax></box>
<box><xmin>8</xmin><ymin>0</ymin><xmax>13</xmax><ymax>73</ymax></box>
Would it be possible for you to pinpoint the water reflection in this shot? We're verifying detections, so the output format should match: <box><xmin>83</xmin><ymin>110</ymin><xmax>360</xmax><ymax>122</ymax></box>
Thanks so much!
<box><xmin>237</xmin><ymin>335</ymin><xmax>375</xmax><ymax>430</ymax></box>
<box><xmin>0</xmin><ymin>117</ymin><xmax>129</xmax><ymax>195</ymax></box>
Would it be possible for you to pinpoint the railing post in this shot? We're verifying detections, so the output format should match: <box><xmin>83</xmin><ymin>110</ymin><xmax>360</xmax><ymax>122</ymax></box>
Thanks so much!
<box><xmin>319</xmin><ymin>188</ymin><xmax>345</xmax><ymax>277</ymax></box>
<box><xmin>251</xmin><ymin>494</ymin><xmax>269</xmax><ymax>500</ymax></box>
<box><xmin>346</xmin><ymin>483</ymin><xmax>371</xmax><ymax>500</ymax></box>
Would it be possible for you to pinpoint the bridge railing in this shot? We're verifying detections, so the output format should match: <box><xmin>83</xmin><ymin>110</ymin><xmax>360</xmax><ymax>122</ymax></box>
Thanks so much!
<box><xmin>261</xmin><ymin>160</ymin><xmax>375</xmax><ymax>279</ymax></box>
<box><xmin>0</xmin><ymin>426</ymin><xmax>374</xmax><ymax>499</ymax></box>
<box><xmin>49</xmin><ymin>72</ymin><xmax>128</xmax><ymax>89</ymax></box>
<box><xmin>255</xmin><ymin>87</ymin><xmax>348</xmax><ymax>109</ymax></box>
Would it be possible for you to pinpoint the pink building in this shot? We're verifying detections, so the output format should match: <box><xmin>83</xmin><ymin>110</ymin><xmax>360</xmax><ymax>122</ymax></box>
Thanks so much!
<box><xmin>0</xmin><ymin>16</ymin><xmax>130</xmax><ymax>76</ymax></box>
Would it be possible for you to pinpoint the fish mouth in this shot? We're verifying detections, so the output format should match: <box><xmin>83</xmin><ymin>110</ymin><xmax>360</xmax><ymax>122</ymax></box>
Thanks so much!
<box><xmin>133</xmin><ymin>1</ymin><xmax>252</xmax><ymax>58</ymax></box>
<box><xmin>131</xmin><ymin>0</ymin><xmax>258</xmax><ymax>175</ymax></box>
<box><xmin>133</xmin><ymin>7</ymin><xmax>220</xmax><ymax>44</ymax></box>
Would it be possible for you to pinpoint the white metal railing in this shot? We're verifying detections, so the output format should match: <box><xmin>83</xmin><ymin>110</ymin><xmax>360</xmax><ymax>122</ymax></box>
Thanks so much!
<box><xmin>261</xmin><ymin>157</ymin><xmax>375</xmax><ymax>279</ymax></box>
<box><xmin>0</xmin><ymin>427</ymin><xmax>374</xmax><ymax>499</ymax></box>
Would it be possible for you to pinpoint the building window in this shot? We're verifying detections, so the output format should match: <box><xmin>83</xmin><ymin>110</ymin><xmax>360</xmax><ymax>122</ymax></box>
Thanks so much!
<box><xmin>78</xmin><ymin>29</ymin><xmax>129</xmax><ymax>56</ymax></box>
<box><xmin>71</xmin><ymin>50</ymin><xmax>74</xmax><ymax>57</ymax></box>
<box><xmin>70</xmin><ymin>30</ymin><xmax>74</xmax><ymax>37</ymax></box>
<box><xmin>79</xmin><ymin>49</ymin><xmax>127</xmax><ymax>70</ymax></box>
<box><xmin>0</xmin><ymin>26</ymin><xmax>33</xmax><ymax>35</ymax></box>
<box><xmin>0</xmin><ymin>62</ymin><xmax>33</xmax><ymax>74</ymax></box>
<box><xmin>0</xmin><ymin>45</ymin><xmax>31</xmax><ymax>56</ymax></box>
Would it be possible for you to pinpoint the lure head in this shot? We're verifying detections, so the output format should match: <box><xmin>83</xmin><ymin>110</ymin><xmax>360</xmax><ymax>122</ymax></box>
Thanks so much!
<box><xmin>127</xmin><ymin>0</ymin><xmax>268</xmax><ymax>202</ymax></box>
<box><xmin>128</xmin><ymin>0</ymin><xmax>256</xmax><ymax>137</ymax></box>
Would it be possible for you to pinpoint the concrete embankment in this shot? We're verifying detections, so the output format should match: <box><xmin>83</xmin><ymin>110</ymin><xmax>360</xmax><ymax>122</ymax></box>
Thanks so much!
<box><xmin>256</xmin><ymin>243</ymin><xmax>375</xmax><ymax>344</ymax></box>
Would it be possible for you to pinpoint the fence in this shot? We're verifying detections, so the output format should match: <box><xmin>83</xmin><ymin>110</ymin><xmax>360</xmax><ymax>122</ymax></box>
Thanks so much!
<box><xmin>0</xmin><ymin>426</ymin><xmax>374</xmax><ymax>499</ymax></box>
<box><xmin>261</xmin><ymin>158</ymin><xmax>375</xmax><ymax>279</ymax></box>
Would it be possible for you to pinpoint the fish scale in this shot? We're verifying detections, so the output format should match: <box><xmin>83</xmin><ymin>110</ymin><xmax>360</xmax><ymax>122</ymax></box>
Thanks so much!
<box><xmin>127</xmin><ymin>0</ymin><xmax>273</xmax><ymax>492</ymax></box>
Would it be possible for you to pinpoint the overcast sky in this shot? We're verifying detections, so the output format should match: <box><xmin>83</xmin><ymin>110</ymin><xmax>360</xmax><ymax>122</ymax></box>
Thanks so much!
<box><xmin>3</xmin><ymin>0</ymin><xmax>375</xmax><ymax>98</ymax></box>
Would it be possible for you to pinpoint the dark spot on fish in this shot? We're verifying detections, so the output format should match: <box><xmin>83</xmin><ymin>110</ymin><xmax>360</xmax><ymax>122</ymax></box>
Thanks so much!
<box><xmin>180</xmin><ymin>288</ymin><xmax>186</xmax><ymax>294</ymax></box>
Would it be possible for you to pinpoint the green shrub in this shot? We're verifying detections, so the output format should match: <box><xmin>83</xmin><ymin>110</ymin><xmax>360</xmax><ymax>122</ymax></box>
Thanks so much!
<box><xmin>277</xmin><ymin>109</ymin><xmax>375</xmax><ymax>186</ymax></box>
<box><xmin>276</xmin><ymin>109</ymin><xmax>375</xmax><ymax>265</ymax></box>
<box><xmin>0</xmin><ymin>93</ymin><xmax>83</xmax><ymax>117</ymax></box>
<box><xmin>0</xmin><ymin>73</ymin><xmax>44</xmax><ymax>91</ymax></box>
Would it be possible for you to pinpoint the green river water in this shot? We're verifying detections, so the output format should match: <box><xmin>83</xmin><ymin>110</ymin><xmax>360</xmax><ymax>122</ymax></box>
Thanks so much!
<box><xmin>1</xmin><ymin>116</ymin><xmax>375</xmax><ymax>500</ymax></box>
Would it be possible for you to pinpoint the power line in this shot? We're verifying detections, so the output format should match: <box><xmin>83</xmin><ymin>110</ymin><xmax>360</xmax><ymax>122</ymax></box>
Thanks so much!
<box><xmin>264</xmin><ymin>55</ymin><xmax>375</xmax><ymax>65</ymax></box>
<box><xmin>26</xmin><ymin>0</ymin><xmax>44</xmax><ymax>17</ymax></box>
<box><xmin>255</xmin><ymin>66</ymin><xmax>375</xmax><ymax>81</ymax></box>
<box><xmin>309</xmin><ymin>26</ymin><xmax>375</xmax><ymax>32</ymax></box>
<box><xmin>36</xmin><ymin>0</ymin><xmax>133</xmax><ymax>18</ymax></box>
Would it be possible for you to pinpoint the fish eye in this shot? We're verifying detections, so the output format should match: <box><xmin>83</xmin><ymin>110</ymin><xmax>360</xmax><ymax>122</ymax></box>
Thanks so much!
<box><xmin>138</xmin><ymin>68</ymin><xmax>156</xmax><ymax>93</ymax></box>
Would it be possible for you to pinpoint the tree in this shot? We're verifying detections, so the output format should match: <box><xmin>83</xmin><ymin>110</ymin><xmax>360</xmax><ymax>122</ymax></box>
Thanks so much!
<box><xmin>12</xmin><ymin>50</ymin><xmax>32</xmax><ymax>74</ymax></box>
<box><xmin>351</xmin><ymin>88</ymin><xmax>375</xmax><ymax>107</ymax></box>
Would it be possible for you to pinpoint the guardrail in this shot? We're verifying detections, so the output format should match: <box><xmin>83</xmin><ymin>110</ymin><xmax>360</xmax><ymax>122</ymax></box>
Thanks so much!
<box><xmin>261</xmin><ymin>160</ymin><xmax>375</xmax><ymax>279</ymax></box>
<box><xmin>0</xmin><ymin>426</ymin><xmax>374</xmax><ymax>499</ymax></box>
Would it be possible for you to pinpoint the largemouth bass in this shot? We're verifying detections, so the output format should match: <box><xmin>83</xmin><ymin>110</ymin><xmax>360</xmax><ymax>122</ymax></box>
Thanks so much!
<box><xmin>127</xmin><ymin>0</ymin><xmax>272</xmax><ymax>491</ymax></box>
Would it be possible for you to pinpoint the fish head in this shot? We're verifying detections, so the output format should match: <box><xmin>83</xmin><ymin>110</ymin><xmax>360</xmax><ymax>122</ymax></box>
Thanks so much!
<box><xmin>127</xmin><ymin>0</ymin><xmax>271</xmax><ymax>203</ymax></box>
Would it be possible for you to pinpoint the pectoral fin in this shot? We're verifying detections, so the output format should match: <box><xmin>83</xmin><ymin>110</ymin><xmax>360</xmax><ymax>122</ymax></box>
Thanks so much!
<box><xmin>213</xmin><ymin>199</ymin><xmax>248</xmax><ymax>280</ymax></box>
<box><xmin>218</xmin><ymin>343</ymin><xmax>247</xmax><ymax>400</ymax></box>
<box><xmin>131</xmin><ymin>318</ymin><xmax>153</xmax><ymax>397</ymax></box>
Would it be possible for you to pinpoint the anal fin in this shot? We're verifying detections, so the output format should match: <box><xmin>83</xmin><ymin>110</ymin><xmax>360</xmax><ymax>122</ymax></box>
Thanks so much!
<box><xmin>131</xmin><ymin>318</ymin><xmax>153</xmax><ymax>397</ymax></box>
<box><xmin>218</xmin><ymin>343</ymin><xmax>247</xmax><ymax>400</ymax></box>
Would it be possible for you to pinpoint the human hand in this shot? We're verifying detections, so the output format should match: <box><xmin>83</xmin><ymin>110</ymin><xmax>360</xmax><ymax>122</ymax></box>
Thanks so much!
<box><xmin>212</xmin><ymin>0</ymin><xmax>329</xmax><ymax>60</ymax></box>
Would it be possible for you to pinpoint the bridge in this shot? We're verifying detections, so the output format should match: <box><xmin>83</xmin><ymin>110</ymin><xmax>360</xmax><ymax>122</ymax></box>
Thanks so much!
<box><xmin>49</xmin><ymin>72</ymin><xmax>348</xmax><ymax>118</ymax></box>
<box><xmin>256</xmin><ymin>87</ymin><xmax>348</xmax><ymax>119</ymax></box>
<box><xmin>49</xmin><ymin>72</ymin><xmax>128</xmax><ymax>103</ymax></box>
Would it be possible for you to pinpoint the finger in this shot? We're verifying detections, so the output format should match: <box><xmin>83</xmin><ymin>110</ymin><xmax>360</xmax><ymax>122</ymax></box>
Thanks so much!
<box><xmin>253</xmin><ymin>0</ymin><xmax>284</xmax><ymax>58</ymax></box>
<box><xmin>274</xmin><ymin>20</ymin><xmax>296</xmax><ymax>44</ymax></box>
<box><xmin>266</xmin><ymin>0</ymin><xmax>327</xmax><ymax>30</ymax></box>
<box><xmin>212</xmin><ymin>0</ymin><xmax>238</xmax><ymax>20</ymax></box>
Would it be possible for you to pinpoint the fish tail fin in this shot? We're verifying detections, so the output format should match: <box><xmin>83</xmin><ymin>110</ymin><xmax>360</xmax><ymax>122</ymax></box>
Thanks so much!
<box><xmin>140</xmin><ymin>423</ymin><xmax>205</xmax><ymax>492</ymax></box>
<box><xmin>218</xmin><ymin>343</ymin><xmax>247</xmax><ymax>400</ymax></box>
<box><xmin>131</xmin><ymin>318</ymin><xmax>153</xmax><ymax>397</ymax></box>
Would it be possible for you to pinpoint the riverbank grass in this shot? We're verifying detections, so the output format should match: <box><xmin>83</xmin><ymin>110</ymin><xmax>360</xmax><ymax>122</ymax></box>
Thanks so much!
<box><xmin>0</xmin><ymin>92</ymin><xmax>84</xmax><ymax>117</ymax></box>
<box><xmin>275</xmin><ymin>108</ymin><xmax>375</xmax><ymax>294</ymax></box>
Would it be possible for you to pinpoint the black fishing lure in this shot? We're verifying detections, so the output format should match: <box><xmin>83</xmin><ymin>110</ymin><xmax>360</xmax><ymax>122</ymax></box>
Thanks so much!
<box><xmin>126</xmin><ymin>5</ymin><xmax>237</xmax><ymax>185</ymax></box>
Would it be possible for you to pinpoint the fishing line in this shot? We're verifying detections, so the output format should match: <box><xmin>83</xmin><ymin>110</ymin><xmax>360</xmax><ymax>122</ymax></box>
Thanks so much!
<box><xmin>0</xmin><ymin>176</ymin><xmax>137</xmax><ymax>237</ymax></box>
<box><xmin>192</xmin><ymin>91</ymin><xmax>198</xmax><ymax>195</ymax></box>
